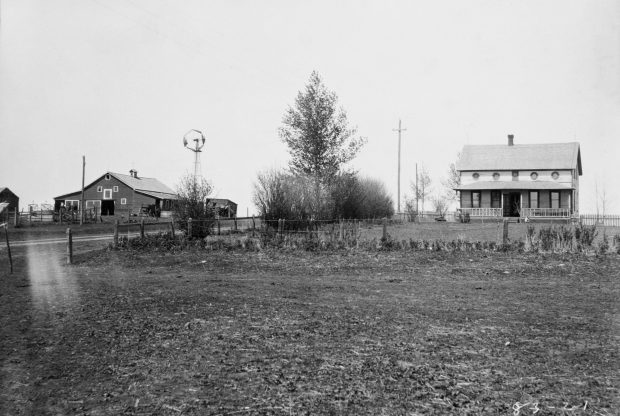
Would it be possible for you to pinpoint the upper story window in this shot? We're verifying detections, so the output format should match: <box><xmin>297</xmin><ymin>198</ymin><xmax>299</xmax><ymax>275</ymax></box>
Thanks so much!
<box><xmin>97</xmin><ymin>186</ymin><xmax>103</xmax><ymax>192</ymax></box>
<box><xmin>493</xmin><ymin>172</ymin><xmax>500</xmax><ymax>180</ymax></box>
<box><xmin>113</xmin><ymin>186</ymin><xmax>119</xmax><ymax>192</ymax></box>
<box><xmin>530</xmin><ymin>172</ymin><xmax>538</xmax><ymax>180</ymax></box>
<box><xmin>512</xmin><ymin>171</ymin><xmax>519</xmax><ymax>181</ymax></box>
<box><xmin>552</xmin><ymin>171</ymin><xmax>559</xmax><ymax>180</ymax></box>
<box><xmin>472</xmin><ymin>172</ymin><xmax>480</xmax><ymax>180</ymax></box>
<box><xmin>105</xmin><ymin>174</ymin><xmax>111</xmax><ymax>180</ymax></box>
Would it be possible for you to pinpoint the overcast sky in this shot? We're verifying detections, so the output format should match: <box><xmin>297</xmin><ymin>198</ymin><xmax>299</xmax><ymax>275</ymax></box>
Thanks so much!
<box><xmin>1</xmin><ymin>0</ymin><xmax>619</xmax><ymax>215</ymax></box>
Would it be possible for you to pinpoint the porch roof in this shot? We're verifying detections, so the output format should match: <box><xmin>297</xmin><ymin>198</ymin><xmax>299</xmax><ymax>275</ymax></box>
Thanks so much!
<box><xmin>455</xmin><ymin>181</ymin><xmax>574</xmax><ymax>191</ymax></box>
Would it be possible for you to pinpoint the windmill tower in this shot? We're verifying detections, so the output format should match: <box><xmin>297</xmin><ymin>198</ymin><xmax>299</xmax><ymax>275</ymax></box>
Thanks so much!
<box><xmin>183</xmin><ymin>129</ymin><xmax>206</xmax><ymax>181</ymax></box>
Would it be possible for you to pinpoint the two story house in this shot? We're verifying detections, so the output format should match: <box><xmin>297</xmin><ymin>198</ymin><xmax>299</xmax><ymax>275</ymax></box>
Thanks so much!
<box><xmin>454</xmin><ymin>135</ymin><xmax>582</xmax><ymax>220</ymax></box>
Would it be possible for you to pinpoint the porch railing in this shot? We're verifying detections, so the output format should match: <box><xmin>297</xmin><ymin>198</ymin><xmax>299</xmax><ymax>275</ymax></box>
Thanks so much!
<box><xmin>522</xmin><ymin>208</ymin><xmax>570</xmax><ymax>218</ymax></box>
<box><xmin>457</xmin><ymin>208</ymin><xmax>503</xmax><ymax>217</ymax></box>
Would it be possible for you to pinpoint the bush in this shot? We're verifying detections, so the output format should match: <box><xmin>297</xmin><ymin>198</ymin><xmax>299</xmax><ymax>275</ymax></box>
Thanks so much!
<box><xmin>173</xmin><ymin>174</ymin><xmax>215</xmax><ymax>238</ymax></box>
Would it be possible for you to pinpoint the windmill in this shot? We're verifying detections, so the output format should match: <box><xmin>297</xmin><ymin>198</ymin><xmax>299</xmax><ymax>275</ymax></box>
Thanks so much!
<box><xmin>183</xmin><ymin>129</ymin><xmax>206</xmax><ymax>181</ymax></box>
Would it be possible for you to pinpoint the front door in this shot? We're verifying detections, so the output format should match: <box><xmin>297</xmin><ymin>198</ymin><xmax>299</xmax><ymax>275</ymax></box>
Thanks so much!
<box><xmin>503</xmin><ymin>193</ymin><xmax>521</xmax><ymax>217</ymax></box>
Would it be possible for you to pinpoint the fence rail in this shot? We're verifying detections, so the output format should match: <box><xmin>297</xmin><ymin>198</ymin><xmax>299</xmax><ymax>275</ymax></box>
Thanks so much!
<box><xmin>522</xmin><ymin>208</ymin><xmax>571</xmax><ymax>218</ymax></box>
<box><xmin>579</xmin><ymin>214</ymin><xmax>620</xmax><ymax>227</ymax></box>
<box><xmin>457</xmin><ymin>208</ymin><xmax>503</xmax><ymax>217</ymax></box>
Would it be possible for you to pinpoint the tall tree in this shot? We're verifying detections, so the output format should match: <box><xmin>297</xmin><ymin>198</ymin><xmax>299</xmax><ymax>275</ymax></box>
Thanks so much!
<box><xmin>279</xmin><ymin>71</ymin><xmax>366</xmax><ymax>185</ymax></box>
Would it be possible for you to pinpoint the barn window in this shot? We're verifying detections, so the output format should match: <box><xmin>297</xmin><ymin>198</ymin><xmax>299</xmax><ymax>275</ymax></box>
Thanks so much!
<box><xmin>103</xmin><ymin>189</ymin><xmax>112</xmax><ymax>199</ymax></box>
<box><xmin>512</xmin><ymin>171</ymin><xmax>519</xmax><ymax>181</ymax></box>
<box><xmin>552</xmin><ymin>171</ymin><xmax>559</xmax><ymax>180</ymax></box>
<box><xmin>472</xmin><ymin>172</ymin><xmax>480</xmax><ymax>180</ymax></box>
<box><xmin>113</xmin><ymin>186</ymin><xmax>119</xmax><ymax>192</ymax></box>
<box><xmin>120</xmin><ymin>198</ymin><xmax>127</xmax><ymax>205</ymax></box>
<box><xmin>493</xmin><ymin>172</ymin><xmax>500</xmax><ymax>180</ymax></box>
<box><xmin>530</xmin><ymin>172</ymin><xmax>538</xmax><ymax>180</ymax></box>
<box><xmin>97</xmin><ymin>186</ymin><xmax>103</xmax><ymax>192</ymax></box>
<box><xmin>472</xmin><ymin>191</ymin><xmax>481</xmax><ymax>208</ymax></box>
<box><xmin>105</xmin><ymin>174</ymin><xmax>111</xmax><ymax>180</ymax></box>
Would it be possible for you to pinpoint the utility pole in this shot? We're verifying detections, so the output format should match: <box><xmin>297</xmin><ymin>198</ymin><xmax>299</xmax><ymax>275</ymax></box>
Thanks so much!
<box><xmin>416</xmin><ymin>163</ymin><xmax>419</xmax><ymax>220</ymax></box>
<box><xmin>80</xmin><ymin>156</ymin><xmax>85</xmax><ymax>225</ymax></box>
<box><xmin>393</xmin><ymin>119</ymin><xmax>407</xmax><ymax>214</ymax></box>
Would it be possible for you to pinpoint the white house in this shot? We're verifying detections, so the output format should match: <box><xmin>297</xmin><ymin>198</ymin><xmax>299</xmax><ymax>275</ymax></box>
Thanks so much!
<box><xmin>454</xmin><ymin>135</ymin><xmax>582</xmax><ymax>220</ymax></box>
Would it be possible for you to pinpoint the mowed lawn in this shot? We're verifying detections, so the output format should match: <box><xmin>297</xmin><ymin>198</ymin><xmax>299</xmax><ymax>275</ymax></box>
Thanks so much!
<box><xmin>0</xmin><ymin>247</ymin><xmax>619</xmax><ymax>415</ymax></box>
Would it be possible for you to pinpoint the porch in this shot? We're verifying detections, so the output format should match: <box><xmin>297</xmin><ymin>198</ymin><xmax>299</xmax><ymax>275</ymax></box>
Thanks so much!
<box><xmin>456</xmin><ymin>186</ymin><xmax>576</xmax><ymax>220</ymax></box>
<box><xmin>457</xmin><ymin>207</ymin><xmax>572</xmax><ymax>220</ymax></box>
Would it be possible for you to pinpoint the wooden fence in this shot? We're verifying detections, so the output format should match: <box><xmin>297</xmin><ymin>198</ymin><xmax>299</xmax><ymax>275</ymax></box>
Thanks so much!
<box><xmin>579</xmin><ymin>214</ymin><xmax>620</xmax><ymax>227</ymax></box>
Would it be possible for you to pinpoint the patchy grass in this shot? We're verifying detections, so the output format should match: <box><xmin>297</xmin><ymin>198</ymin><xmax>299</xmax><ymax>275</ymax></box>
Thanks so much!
<box><xmin>1</xmin><ymin>247</ymin><xmax>619</xmax><ymax>415</ymax></box>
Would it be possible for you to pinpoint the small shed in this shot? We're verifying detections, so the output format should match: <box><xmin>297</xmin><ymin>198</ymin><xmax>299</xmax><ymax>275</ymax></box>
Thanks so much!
<box><xmin>207</xmin><ymin>198</ymin><xmax>238</xmax><ymax>218</ymax></box>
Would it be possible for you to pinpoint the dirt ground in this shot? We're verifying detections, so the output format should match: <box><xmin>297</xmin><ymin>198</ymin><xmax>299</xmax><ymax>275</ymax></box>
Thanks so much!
<box><xmin>0</xmin><ymin>244</ymin><xmax>619</xmax><ymax>415</ymax></box>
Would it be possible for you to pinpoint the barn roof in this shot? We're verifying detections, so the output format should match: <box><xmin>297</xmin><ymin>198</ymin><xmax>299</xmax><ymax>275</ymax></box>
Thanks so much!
<box><xmin>456</xmin><ymin>142</ymin><xmax>582</xmax><ymax>175</ymax></box>
<box><xmin>112</xmin><ymin>172</ymin><xmax>177</xmax><ymax>197</ymax></box>
<box><xmin>54</xmin><ymin>171</ymin><xmax>177</xmax><ymax>200</ymax></box>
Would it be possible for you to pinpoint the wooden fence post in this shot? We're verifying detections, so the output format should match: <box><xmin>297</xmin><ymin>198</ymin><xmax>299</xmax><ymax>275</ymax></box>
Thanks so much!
<box><xmin>140</xmin><ymin>219</ymin><xmax>145</xmax><ymax>239</ymax></box>
<box><xmin>188</xmin><ymin>218</ymin><xmax>193</xmax><ymax>239</ymax></box>
<box><xmin>252</xmin><ymin>216</ymin><xmax>256</xmax><ymax>237</ymax></box>
<box><xmin>217</xmin><ymin>218</ymin><xmax>221</xmax><ymax>236</ymax></box>
<box><xmin>500</xmin><ymin>219</ymin><xmax>509</xmax><ymax>246</ymax></box>
<box><xmin>13</xmin><ymin>208</ymin><xmax>18</xmax><ymax>227</ymax></box>
<box><xmin>4</xmin><ymin>225</ymin><xmax>13</xmax><ymax>273</ymax></box>
<box><xmin>113</xmin><ymin>220</ymin><xmax>119</xmax><ymax>249</ymax></box>
<box><xmin>66</xmin><ymin>228</ymin><xmax>73</xmax><ymax>264</ymax></box>
<box><xmin>170</xmin><ymin>221</ymin><xmax>175</xmax><ymax>237</ymax></box>
<box><xmin>233</xmin><ymin>216</ymin><xmax>238</xmax><ymax>232</ymax></box>
<box><xmin>382</xmin><ymin>217</ymin><xmax>387</xmax><ymax>240</ymax></box>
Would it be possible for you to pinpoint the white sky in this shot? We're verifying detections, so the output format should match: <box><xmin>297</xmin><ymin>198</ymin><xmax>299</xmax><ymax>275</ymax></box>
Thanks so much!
<box><xmin>1</xmin><ymin>0</ymin><xmax>619</xmax><ymax>215</ymax></box>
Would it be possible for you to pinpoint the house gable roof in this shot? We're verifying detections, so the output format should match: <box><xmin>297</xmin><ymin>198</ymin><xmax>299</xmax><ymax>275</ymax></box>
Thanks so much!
<box><xmin>456</xmin><ymin>142</ymin><xmax>582</xmax><ymax>175</ymax></box>
<box><xmin>54</xmin><ymin>172</ymin><xmax>177</xmax><ymax>200</ymax></box>
<box><xmin>0</xmin><ymin>187</ymin><xmax>18</xmax><ymax>197</ymax></box>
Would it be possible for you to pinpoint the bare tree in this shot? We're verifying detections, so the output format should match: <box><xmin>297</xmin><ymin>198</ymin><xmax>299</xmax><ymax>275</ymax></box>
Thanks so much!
<box><xmin>411</xmin><ymin>164</ymin><xmax>432</xmax><ymax>212</ymax></box>
<box><xmin>174</xmin><ymin>174</ymin><xmax>214</xmax><ymax>237</ymax></box>
<box><xmin>442</xmin><ymin>152</ymin><xmax>461</xmax><ymax>202</ymax></box>
<box><xmin>595</xmin><ymin>179</ymin><xmax>610</xmax><ymax>220</ymax></box>
<box><xmin>431</xmin><ymin>194</ymin><xmax>450</xmax><ymax>218</ymax></box>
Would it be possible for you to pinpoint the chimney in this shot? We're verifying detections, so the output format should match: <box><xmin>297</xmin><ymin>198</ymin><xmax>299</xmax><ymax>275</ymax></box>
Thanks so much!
<box><xmin>129</xmin><ymin>169</ymin><xmax>135</xmax><ymax>177</ymax></box>
<box><xmin>507</xmin><ymin>134</ymin><xmax>514</xmax><ymax>146</ymax></box>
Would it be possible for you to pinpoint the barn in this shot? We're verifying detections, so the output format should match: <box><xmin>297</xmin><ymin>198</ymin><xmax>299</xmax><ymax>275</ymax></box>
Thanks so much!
<box><xmin>54</xmin><ymin>170</ymin><xmax>178</xmax><ymax>218</ymax></box>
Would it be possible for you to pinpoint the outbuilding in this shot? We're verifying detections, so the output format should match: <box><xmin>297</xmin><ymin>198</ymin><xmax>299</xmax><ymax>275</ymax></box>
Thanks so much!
<box><xmin>54</xmin><ymin>170</ymin><xmax>178</xmax><ymax>218</ymax></box>
<box><xmin>0</xmin><ymin>187</ymin><xmax>19</xmax><ymax>213</ymax></box>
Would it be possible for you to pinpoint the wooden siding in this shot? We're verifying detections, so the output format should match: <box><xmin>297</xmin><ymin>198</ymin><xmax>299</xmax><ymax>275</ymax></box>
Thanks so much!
<box><xmin>55</xmin><ymin>174</ymin><xmax>174</xmax><ymax>214</ymax></box>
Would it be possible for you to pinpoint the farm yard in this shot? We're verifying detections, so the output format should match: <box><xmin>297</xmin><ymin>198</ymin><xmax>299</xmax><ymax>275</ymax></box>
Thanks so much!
<box><xmin>1</xmin><ymin>220</ymin><xmax>619</xmax><ymax>415</ymax></box>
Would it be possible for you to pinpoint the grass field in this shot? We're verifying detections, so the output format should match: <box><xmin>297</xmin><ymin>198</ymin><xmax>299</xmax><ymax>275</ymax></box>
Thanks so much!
<box><xmin>1</xmin><ymin>244</ymin><xmax>618</xmax><ymax>415</ymax></box>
